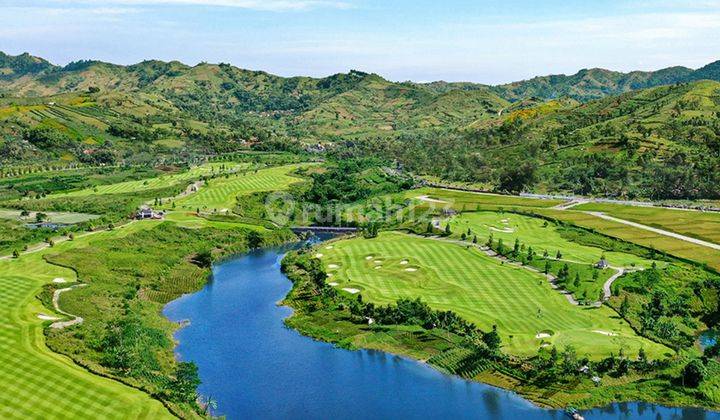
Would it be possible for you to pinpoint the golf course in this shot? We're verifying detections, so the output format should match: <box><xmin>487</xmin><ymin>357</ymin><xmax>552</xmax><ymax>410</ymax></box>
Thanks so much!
<box><xmin>317</xmin><ymin>231</ymin><xmax>669</xmax><ymax>358</ymax></box>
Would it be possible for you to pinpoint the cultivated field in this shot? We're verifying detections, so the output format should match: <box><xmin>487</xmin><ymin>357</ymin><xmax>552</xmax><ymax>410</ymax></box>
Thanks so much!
<box><xmin>167</xmin><ymin>163</ymin><xmax>311</xmax><ymax>212</ymax></box>
<box><xmin>319</xmin><ymin>232</ymin><xmax>668</xmax><ymax>358</ymax></box>
<box><xmin>0</xmin><ymin>225</ymin><xmax>172</xmax><ymax>419</ymax></box>
<box><xmin>573</xmin><ymin>202</ymin><xmax>720</xmax><ymax>245</ymax></box>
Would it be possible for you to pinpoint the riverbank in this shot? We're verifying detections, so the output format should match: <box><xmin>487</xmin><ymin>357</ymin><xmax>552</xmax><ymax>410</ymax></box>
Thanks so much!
<box><xmin>280</xmin><ymin>245</ymin><xmax>720</xmax><ymax>412</ymax></box>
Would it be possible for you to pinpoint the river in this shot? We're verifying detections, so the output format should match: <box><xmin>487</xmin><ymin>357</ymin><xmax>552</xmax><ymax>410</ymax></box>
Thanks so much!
<box><xmin>163</xmin><ymin>242</ymin><xmax>717</xmax><ymax>419</ymax></box>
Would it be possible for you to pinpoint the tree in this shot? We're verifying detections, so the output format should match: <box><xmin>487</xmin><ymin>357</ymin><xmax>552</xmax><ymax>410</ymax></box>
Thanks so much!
<box><xmin>426</xmin><ymin>221</ymin><xmax>433</xmax><ymax>233</ymax></box>
<box><xmin>35</xmin><ymin>212</ymin><xmax>48</xmax><ymax>223</ymax></box>
<box><xmin>556</xmin><ymin>250</ymin><xmax>562</xmax><ymax>259</ymax></box>
<box><xmin>573</xmin><ymin>272</ymin><xmax>581</xmax><ymax>288</ymax></box>
<box><xmin>444</xmin><ymin>223</ymin><xmax>451</xmax><ymax>236</ymax></box>
<box><xmin>513</xmin><ymin>238</ymin><xmax>520</xmax><ymax>256</ymax></box>
<box><xmin>12</xmin><ymin>249</ymin><xmax>20</xmax><ymax>258</ymax></box>
<box><xmin>682</xmin><ymin>359</ymin><xmax>706</xmax><ymax>388</ymax></box>
<box><xmin>482</xmin><ymin>325</ymin><xmax>501</xmax><ymax>351</ymax></box>
<box><xmin>619</xmin><ymin>295</ymin><xmax>630</xmax><ymax>317</ymax></box>
<box><xmin>68</xmin><ymin>232</ymin><xmax>75</xmax><ymax>241</ymax></box>
<box><xmin>544</xmin><ymin>260</ymin><xmax>551</xmax><ymax>274</ymax></box>
<box><xmin>472</xmin><ymin>235</ymin><xmax>478</xmax><ymax>244</ymax></box>
<box><xmin>170</xmin><ymin>362</ymin><xmax>201</xmax><ymax>403</ymax></box>
<box><xmin>20</xmin><ymin>209</ymin><xmax>30</xmax><ymax>218</ymax></box>
<box><xmin>460</xmin><ymin>232</ymin><xmax>467</xmax><ymax>240</ymax></box>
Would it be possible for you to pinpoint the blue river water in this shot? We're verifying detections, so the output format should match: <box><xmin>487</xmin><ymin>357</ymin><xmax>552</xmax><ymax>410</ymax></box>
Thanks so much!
<box><xmin>163</xmin><ymin>242</ymin><xmax>719</xmax><ymax>420</ymax></box>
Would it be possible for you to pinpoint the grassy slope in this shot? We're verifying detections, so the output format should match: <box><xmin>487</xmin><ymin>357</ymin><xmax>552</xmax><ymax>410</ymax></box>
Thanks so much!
<box><xmin>573</xmin><ymin>202</ymin><xmax>720</xmax><ymax>245</ymax></box>
<box><xmin>533</xmin><ymin>208</ymin><xmax>720</xmax><ymax>271</ymax></box>
<box><xmin>166</xmin><ymin>163</ymin><xmax>312</xmax><ymax>211</ymax></box>
<box><xmin>447</xmin><ymin>211</ymin><xmax>657</xmax><ymax>267</ymax></box>
<box><xmin>0</xmin><ymin>222</ymin><xmax>172</xmax><ymax>419</ymax></box>
<box><xmin>319</xmin><ymin>231</ymin><xmax>668</xmax><ymax>358</ymax></box>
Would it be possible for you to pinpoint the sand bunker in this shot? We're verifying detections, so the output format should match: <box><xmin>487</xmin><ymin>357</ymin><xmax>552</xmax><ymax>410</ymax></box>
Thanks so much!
<box><xmin>490</xmin><ymin>227</ymin><xmax>515</xmax><ymax>233</ymax></box>
<box><xmin>416</xmin><ymin>195</ymin><xmax>448</xmax><ymax>204</ymax></box>
<box><xmin>37</xmin><ymin>314</ymin><xmax>59</xmax><ymax>320</ymax></box>
<box><xmin>400</xmin><ymin>260</ymin><xmax>409</xmax><ymax>265</ymax></box>
<box><xmin>327</xmin><ymin>282</ymin><xmax>339</xmax><ymax>286</ymax></box>
<box><xmin>342</xmin><ymin>288</ymin><xmax>360</xmax><ymax>294</ymax></box>
<box><xmin>325</xmin><ymin>245</ymin><xmax>334</xmax><ymax>250</ymax></box>
<box><xmin>404</xmin><ymin>268</ymin><xmax>418</xmax><ymax>272</ymax></box>
<box><xmin>535</xmin><ymin>332</ymin><xmax>551</xmax><ymax>339</ymax></box>
<box><xmin>374</xmin><ymin>266</ymin><xmax>382</xmax><ymax>270</ymax></box>
<box><xmin>592</xmin><ymin>330</ymin><xmax>618</xmax><ymax>336</ymax></box>
<box><xmin>365</xmin><ymin>256</ymin><xmax>374</xmax><ymax>260</ymax></box>
<box><xmin>326</xmin><ymin>273</ymin><xmax>333</xmax><ymax>277</ymax></box>
<box><xmin>374</xmin><ymin>260</ymin><xmax>382</xmax><ymax>264</ymax></box>
<box><xmin>328</xmin><ymin>264</ymin><xmax>339</xmax><ymax>269</ymax></box>
<box><xmin>501</xmin><ymin>219</ymin><xmax>509</xmax><ymax>223</ymax></box>
<box><xmin>314</xmin><ymin>253</ymin><xmax>324</xmax><ymax>258</ymax></box>
<box><xmin>52</xmin><ymin>278</ymin><xmax>66</xmax><ymax>283</ymax></box>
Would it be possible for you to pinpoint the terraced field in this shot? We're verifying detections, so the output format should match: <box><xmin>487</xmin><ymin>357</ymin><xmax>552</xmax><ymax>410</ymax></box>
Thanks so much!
<box><xmin>168</xmin><ymin>163</ymin><xmax>312</xmax><ymax>212</ymax></box>
<box><xmin>319</xmin><ymin>232</ymin><xmax>668</xmax><ymax>358</ymax></box>
<box><xmin>573</xmin><ymin>203</ymin><xmax>720</xmax><ymax>245</ymax></box>
<box><xmin>0</xmin><ymin>224</ymin><xmax>172</xmax><ymax>419</ymax></box>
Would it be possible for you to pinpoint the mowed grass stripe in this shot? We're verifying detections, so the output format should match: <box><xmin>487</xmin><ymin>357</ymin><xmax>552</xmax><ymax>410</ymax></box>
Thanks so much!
<box><xmin>0</xmin><ymin>226</ymin><xmax>172</xmax><ymax>419</ymax></box>
<box><xmin>322</xmin><ymin>232</ymin><xmax>668</xmax><ymax>359</ymax></box>
<box><xmin>170</xmin><ymin>163</ymin><xmax>312</xmax><ymax>211</ymax></box>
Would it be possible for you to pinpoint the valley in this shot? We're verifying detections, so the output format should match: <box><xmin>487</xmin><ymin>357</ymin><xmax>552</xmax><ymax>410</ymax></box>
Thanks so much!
<box><xmin>0</xmin><ymin>51</ymin><xmax>719</xmax><ymax>419</ymax></box>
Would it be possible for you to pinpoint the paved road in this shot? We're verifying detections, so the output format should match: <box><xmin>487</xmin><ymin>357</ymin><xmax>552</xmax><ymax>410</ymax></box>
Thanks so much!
<box><xmin>587</xmin><ymin>211</ymin><xmax>720</xmax><ymax>251</ymax></box>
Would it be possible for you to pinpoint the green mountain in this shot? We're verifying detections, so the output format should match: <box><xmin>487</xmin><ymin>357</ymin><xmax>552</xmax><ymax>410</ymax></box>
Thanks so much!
<box><xmin>491</xmin><ymin>66</ymin><xmax>700</xmax><ymax>102</ymax></box>
<box><xmin>354</xmin><ymin>80</ymin><xmax>720</xmax><ymax>199</ymax></box>
<box><xmin>1</xmin><ymin>51</ymin><xmax>719</xmax><ymax>199</ymax></box>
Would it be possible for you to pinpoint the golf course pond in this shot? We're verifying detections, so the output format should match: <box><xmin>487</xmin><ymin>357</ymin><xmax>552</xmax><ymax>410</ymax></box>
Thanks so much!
<box><xmin>163</xmin><ymin>240</ymin><xmax>718</xmax><ymax>419</ymax></box>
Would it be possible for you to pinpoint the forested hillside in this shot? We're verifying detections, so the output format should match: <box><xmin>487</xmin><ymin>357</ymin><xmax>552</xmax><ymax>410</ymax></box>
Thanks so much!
<box><xmin>1</xmin><ymin>51</ymin><xmax>719</xmax><ymax>199</ymax></box>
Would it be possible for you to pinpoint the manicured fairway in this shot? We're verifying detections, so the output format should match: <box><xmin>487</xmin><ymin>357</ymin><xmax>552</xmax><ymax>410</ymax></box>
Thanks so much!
<box><xmin>168</xmin><ymin>163</ymin><xmax>311</xmax><ymax>211</ymax></box>
<box><xmin>0</xmin><ymin>209</ymin><xmax>100</xmax><ymax>224</ymax></box>
<box><xmin>48</xmin><ymin>161</ymin><xmax>249</xmax><ymax>198</ymax></box>
<box><xmin>0</xmin><ymin>224</ymin><xmax>172</xmax><ymax>419</ymax></box>
<box><xmin>534</xmin><ymin>208</ymin><xmax>720</xmax><ymax>271</ymax></box>
<box><xmin>405</xmin><ymin>187</ymin><xmax>565</xmax><ymax>209</ymax></box>
<box><xmin>320</xmin><ymin>232</ymin><xmax>669</xmax><ymax>358</ymax></box>
<box><xmin>573</xmin><ymin>202</ymin><xmax>720</xmax><ymax>244</ymax></box>
<box><xmin>446</xmin><ymin>212</ymin><xmax>657</xmax><ymax>268</ymax></box>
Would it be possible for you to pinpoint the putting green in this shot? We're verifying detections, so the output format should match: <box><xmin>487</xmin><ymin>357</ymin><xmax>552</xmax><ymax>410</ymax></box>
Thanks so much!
<box><xmin>167</xmin><ymin>163</ymin><xmax>311</xmax><ymax>212</ymax></box>
<box><xmin>0</xmin><ymin>223</ymin><xmax>172</xmax><ymax>419</ymax></box>
<box><xmin>320</xmin><ymin>232</ymin><xmax>669</xmax><ymax>358</ymax></box>
<box><xmin>446</xmin><ymin>212</ymin><xmax>657</xmax><ymax>268</ymax></box>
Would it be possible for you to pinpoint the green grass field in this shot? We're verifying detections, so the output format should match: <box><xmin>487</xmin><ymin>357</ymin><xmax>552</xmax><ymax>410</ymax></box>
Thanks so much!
<box><xmin>0</xmin><ymin>223</ymin><xmax>172</xmax><ymax>419</ymax></box>
<box><xmin>574</xmin><ymin>202</ymin><xmax>720</xmax><ymax>244</ymax></box>
<box><xmin>166</xmin><ymin>163</ymin><xmax>311</xmax><ymax>212</ymax></box>
<box><xmin>319</xmin><ymin>231</ymin><xmax>669</xmax><ymax>358</ymax></box>
<box><xmin>47</xmin><ymin>162</ymin><xmax>249</xmax><ymax>198</ymax></box>
<box><xmin>446</xmin><ymin>212</ymin><xmax>657</xmax><ymax>268</ymax></box>
<box><xmin>0</xmin><ymin>209</ymin><xmax>99</xmax><ymax>224</ymax></box>
<box><xmin>533</xmin><ymin>208</ymin><xmax>720</xmax><ymax>271</ymax></box>
<box><xmin>405</xmin><ymin>187</ymin><xmax>564</xmax><ymax>210</ymax></box>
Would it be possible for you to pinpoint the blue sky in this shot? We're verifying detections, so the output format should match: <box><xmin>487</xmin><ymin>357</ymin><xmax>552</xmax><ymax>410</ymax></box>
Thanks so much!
<box><xmin>1</xmin><ymin>0</ymin><xmax>719</xmax><ymax>84</ymax></box>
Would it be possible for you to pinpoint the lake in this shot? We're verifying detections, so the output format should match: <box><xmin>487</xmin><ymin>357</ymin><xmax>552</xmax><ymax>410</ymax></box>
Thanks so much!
<box><xmin>163</xmin><ymin>242</ymin><xmax>718</xmax><ymax>420</ymax></box>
